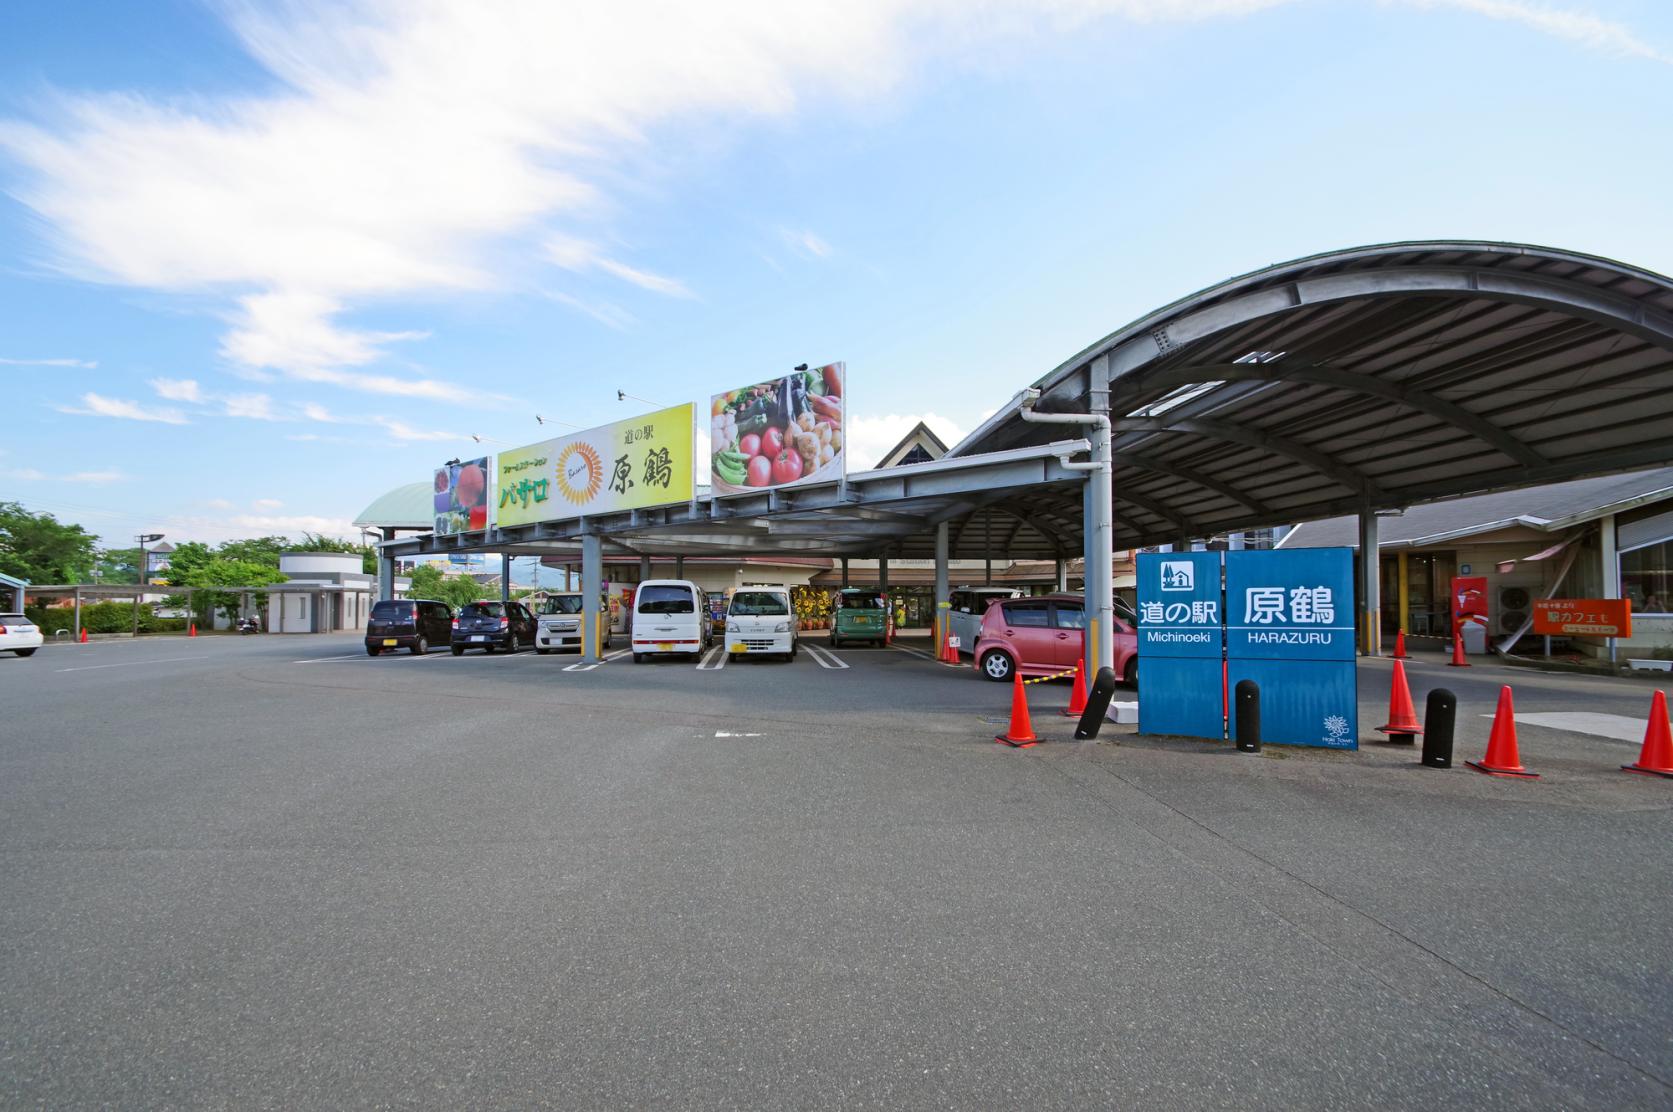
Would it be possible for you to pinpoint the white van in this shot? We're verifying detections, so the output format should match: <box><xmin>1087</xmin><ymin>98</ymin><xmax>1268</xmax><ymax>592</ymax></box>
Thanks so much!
<box><xmin>725</xmin><ymin>585</ymin><xmax>797</xmax><ymax>662</ymax></box>
<box><xmin>631</xmin><ymin>579</ymin><xmax>710</xmax><ymax>662</ymax></box>
<box><xmin>947</xmin><ymin>586</ymin><xmax>1023</xmax><ymax>657</ymax></box>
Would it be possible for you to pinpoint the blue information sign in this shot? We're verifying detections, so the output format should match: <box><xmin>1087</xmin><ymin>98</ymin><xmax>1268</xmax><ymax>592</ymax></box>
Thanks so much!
<box><xmin>1136</xmin><ymin>551</ymin><xmax>1225</xmax><ymax>740</ymax></box>
<box><xmin>1224</xmin><ymin>548</ymin><xmax>1358</xmax><ymax>749</ymax></box>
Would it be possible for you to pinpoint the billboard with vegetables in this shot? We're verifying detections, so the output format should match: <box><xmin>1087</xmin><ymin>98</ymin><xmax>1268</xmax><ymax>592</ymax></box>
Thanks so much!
<box><xmin>434</xmin><ymin>456</ymin><xmax>491</xmax><ymax>534</ymax></box>
<box><xmin>494</xmin><ymin>403</ymin><xmax>696</xmax><ymax>527</ymax></box>
<box><xmin>710</xmin><ymin>362</ymin><xmax>844</xmax><ymax>495</ymax></box>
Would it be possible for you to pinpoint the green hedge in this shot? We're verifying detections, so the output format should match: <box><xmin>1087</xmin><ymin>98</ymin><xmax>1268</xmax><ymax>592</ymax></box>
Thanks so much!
<box><xmin>23</xmin><ymin>602</ymin><xmax>188</xmax><ymax>635</ymax></box>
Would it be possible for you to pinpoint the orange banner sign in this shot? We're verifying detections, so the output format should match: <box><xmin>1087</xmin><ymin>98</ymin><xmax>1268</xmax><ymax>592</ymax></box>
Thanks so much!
<box><xmin>1531</xmin><ymin>598</ymin><xmax>1632</xmax><ymax>638</ymax></box>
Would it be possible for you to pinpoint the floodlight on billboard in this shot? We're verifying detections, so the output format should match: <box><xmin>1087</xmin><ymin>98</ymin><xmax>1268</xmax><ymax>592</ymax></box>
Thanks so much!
<box><xmin>494</xmin><ymin>403</ymin><xmax>696</xmax><ymax>526</ymax></box>
<box><xmin>709</xmin><ymin>363</ymin><xmax>844</xmax><ymax>495</ymax></box>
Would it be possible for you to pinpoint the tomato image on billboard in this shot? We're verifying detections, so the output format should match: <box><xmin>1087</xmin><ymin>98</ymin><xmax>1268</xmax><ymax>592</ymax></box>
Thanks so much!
<box><xmin>433</xmin><ymin>456</ymin><xmax>491</xmax><ymax>534</ymax></box>
<box><xmin>710</xmin><ymin>363</ymin><xmax>844</xmax><ymax>496</ymax></box>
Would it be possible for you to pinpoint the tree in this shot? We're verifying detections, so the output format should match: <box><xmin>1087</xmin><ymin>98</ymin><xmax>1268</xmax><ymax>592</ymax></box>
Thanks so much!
<box><xmin>215</xmin><ymin>535</ymin><xmax>288</xmax><ymax>568</ymax></box>
<box><xmin>0</xmin><ymin>502</ymin><xmax>98</xmax><ymax>583</ymax></box>
<box><xmin>174</xmin><ymin>558</ymin><xmax>288</xmax><ymax>620</ymax></box>
<box><xmin>93</xmin><ymin>546</ymin><xmax>142</xmax><ymax>584</ymax></box>
<box><xmin>288</xmin><ymin>532</ymin><xmax>377</xmax><ymax>574</ymax></box>
<box><xmin>406</xmin><ymin>564</ymin><xmax>484</xmax><ymax>610</ymax></box>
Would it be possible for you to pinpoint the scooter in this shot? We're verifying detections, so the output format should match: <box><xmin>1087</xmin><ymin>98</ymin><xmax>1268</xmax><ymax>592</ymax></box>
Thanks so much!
<box><xmin>237</xmin><ymin>617</ymin><xmax>261</xmax><ymax>634</ymax></box>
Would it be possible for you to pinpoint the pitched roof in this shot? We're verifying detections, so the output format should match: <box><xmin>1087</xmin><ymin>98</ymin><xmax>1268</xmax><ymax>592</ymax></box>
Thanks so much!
<box><xmin>1279</xmin><ymin>467</ymin><xmax>1673</xmax><ymax>549</ymax></box>
<box><xmin>873</xmin><ymin>421</ymin><xmax>949</xmax><ymax>470</ymax></box>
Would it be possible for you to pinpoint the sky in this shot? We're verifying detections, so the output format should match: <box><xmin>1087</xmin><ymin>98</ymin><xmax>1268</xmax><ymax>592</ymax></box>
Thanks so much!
<box><xmin>1</xmin><ymin>0</ymin><xmax>1670</xmax><ymax>548</ymax></box>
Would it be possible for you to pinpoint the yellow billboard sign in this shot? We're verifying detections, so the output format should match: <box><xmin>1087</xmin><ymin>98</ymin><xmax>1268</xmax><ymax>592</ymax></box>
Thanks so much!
<box><xmin>495</xmin><ymin>404</ymin><xmax>695</xmax><ymax>526</ymax></box>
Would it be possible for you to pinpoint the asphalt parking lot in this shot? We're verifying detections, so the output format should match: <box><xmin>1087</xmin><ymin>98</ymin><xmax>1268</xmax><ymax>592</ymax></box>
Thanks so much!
<box><xmin>2</xmin><ymin>633</ymin><xmax>1670</xmax><ymax>1109</ymax></box>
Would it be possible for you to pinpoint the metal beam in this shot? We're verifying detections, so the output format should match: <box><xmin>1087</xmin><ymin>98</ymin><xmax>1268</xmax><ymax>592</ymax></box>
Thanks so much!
<box><xmin>1111</xmin><ymin>416</ymin><xmax>1383</xmax><ymax>499</ymax></box>
<box><xmin>1115</xmin><ymin>490</ymin><xmax>1192</xmax><ymax>534</ymax></box>
<box><xmin>1109</xmin><ymin>451</ymin><xmax>1273</xmax><ymax>516</ymax></box>
<box><xmin>1132</xmin><ymin>362</ymin><xmax>1548</xmax><ymax>468</ymax></box>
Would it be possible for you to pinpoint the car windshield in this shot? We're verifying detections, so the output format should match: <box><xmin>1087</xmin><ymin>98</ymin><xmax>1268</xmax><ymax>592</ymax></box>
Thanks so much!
<box><xmin>729</xmin><ymin>591</ymin><xmax>789</xmax><ymax>616</ymax></box>
<box><xmin>637</xmin><ymin>585</ymin><xmax>694</xmax><ymax>614</ymax></box>
<box><xmin>540</xmin><ymin>596</ymin><xmax>585</xmax><ymax>615</ymax></box>
<box><xmin>838</xmin><ymin>593</ymin><xmax>884</xmax><ymax>610</ymax></box>
<box><xmin>371</xmin><ymin>601</ymin><xmax>412</xmax><ymax>619</ymax></box>
<box><xmin>461</xmin><ymin>603</ymin><xmax>503</xmax><ymax>619</ymax></box>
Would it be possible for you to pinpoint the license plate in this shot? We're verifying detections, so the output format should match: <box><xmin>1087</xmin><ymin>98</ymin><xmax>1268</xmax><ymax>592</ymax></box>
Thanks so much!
<box><xmin>382</xmin><ymin>639</ymin><xmax>397</xmax><ymax>646</ymax></box>
<box><xmin>658</xmin><ymin>641</ymin><xmax>674</xmax><ymax>651</ymax></box>
<box><xmin>730</xmin><ymin>642</ymin><xmax>747</xmax><ymax>653</ymax></box>
<box><xmin>472</xmin><ymin>635</ymin><xmax>486</xmax><ymax>642</ymax></box>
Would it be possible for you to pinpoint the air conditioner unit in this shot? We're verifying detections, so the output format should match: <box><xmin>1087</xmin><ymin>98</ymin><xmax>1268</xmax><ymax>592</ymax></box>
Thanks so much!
<box><xmin>1498</xmin><ymin>586</ymin><xmax>1530</xmax><ymax>634</ymax></box>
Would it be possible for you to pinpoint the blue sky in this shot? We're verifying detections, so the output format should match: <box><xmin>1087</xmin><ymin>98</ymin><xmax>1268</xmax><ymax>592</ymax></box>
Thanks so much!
<box><xmin>2</xmin><ymin>0</ymin><xmax>1670</xmax><ymax>547</ymax></box>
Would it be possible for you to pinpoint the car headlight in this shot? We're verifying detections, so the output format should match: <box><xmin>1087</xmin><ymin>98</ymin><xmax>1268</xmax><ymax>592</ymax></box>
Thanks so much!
<box><xmin>774</xmin><ymin>621</ymin><xmax>789</xmax><ymax>633</ymax></box>
<box><xmin>727</xmin><ymin>621</ymin><xmax>740</xmax><ymax>633</ymax></box>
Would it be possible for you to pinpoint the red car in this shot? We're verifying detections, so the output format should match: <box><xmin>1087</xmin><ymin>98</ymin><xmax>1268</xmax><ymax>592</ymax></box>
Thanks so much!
<box><xmin>973</xmin><ymin>593</ymin><xmax>1138</xmax><ymax>685</ymax></box>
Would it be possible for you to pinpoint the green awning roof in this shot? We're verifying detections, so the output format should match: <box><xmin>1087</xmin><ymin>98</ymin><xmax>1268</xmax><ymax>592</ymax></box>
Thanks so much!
<box><xmin>354</xmin><ymin>481</ymin><xmax>434</xmax><ymax>529</ymax></box>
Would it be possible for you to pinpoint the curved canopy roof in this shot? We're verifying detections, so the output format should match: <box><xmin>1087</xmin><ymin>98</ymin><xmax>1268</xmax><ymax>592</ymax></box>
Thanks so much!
<box><xmin>954</xmin><ymin>240</ymin><xmax>1673</xmax><ymax>549</ymax></box>
<box><xmin>354</xmin><ymin>481</ymin><xmax>434</xmax><ymax>530</ymax></box>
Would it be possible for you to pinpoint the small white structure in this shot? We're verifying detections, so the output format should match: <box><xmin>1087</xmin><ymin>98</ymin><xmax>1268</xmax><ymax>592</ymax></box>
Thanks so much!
<box><xmin>271</xmin><ymin>552</ymin><xmax>384</xmax><ymax>634</ymax></box>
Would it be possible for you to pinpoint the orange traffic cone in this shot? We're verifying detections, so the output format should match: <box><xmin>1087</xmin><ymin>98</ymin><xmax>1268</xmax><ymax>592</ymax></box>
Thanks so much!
<box><xmin>1376</xmin><ymin>660</ymin><xmax>1423</xmax><ymax>743</ymax></box>
<box><xmin>189</xmin><ymin>622</ymin><xmax>197</xmax><ymax>637</ymax></box>
<box><xmin>995</xmin><ymin>670</ymin><xmax>1039</xmax><ymax>748</ymax></box>
<box><xmin>1446</xmin><ymin>625</ymin><xmax>1469</xmax><ymax>667</ymax></box>
<box><xmin>1061</xmin><ymin>658</ymin><xmax>1088</xmax><ymax>718</ymax></box>
<box><xmin>79</xmin><ymin>627</ymin><xmax>88</xmax><ymax>643</ymax></box>
<box><xmin>940</xmin><ymin>626</ymin><xmax>960</xmax><ymax>665</ymax></box>
<box><xmin>1467</xmin><ymin>686</ymin><xmax>1538</xmax><ymax>779</ymax></box>
<box><xmin>1393</xmin><ymin>630</ymin><xmax>1407</xmax><ymax>659</ymax></box>
<box><xmin>1622</xmin><ymin>690</ymin><xmax>1673</xmax><ymax>779</ymax></box>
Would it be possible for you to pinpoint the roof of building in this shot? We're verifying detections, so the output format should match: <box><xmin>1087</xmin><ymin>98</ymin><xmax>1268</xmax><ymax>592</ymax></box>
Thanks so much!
<box><xmin>1279</xmin><ymin>466</ymin><xmax>1673</xmax><ymax>549</ymax></box>
<box><xmin>0</xmin><ymin>571</ymin><xmax>28</xmax><ymax>589</ymax></box>
<box><xmin>874</xmin><ymin>421</ymin><xmax>950</xmax><ymax>469</ymax></box>
<box><xmin>354</xmin><ymin>481</ymin><xmax>435</xmax><ymax>530</ymax></box>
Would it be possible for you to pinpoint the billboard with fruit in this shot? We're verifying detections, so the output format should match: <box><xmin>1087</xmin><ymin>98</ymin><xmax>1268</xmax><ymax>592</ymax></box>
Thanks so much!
<box><xmin>494</xmin><ymin>403</ymin><xmax>696</xmax><ymax>527</ymax></box>
<box><xmin>434</xmin><ymin>457</ymin><xmax>491</xmax><ymax>535</ymax></box>
<box><xmin>710</xmin><ymin>363</ymin><xmax>844</xmax><ymax>495</ymax></box>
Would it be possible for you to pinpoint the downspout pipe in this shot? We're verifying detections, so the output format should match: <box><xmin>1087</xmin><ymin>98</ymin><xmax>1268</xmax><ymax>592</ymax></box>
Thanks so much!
<box><xmin>1018</xmin><ymin>388</ymin><xmax>1115</xmax><ymax>673</ymax></box>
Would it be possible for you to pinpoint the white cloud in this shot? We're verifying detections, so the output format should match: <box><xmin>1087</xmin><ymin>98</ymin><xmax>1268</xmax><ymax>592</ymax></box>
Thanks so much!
<box><xmin>371</xmin><ymin>415</ymin><xmax>463</xmax><ymax>442</ymax></box>
<box><xmin>149</xmin><ymin>377</ymin><xmax>203</xmax><ymax>402</ymax></box>
<box><xmin>1403</xmin><ymin>0</ymin><xmax>1670</xmax><ymax>62</ymax></box>
<box><xmin>0</xmin><ymin>356</ymin><xmax>96</xmax><ymax>368</ymax></box>
<box><xmin>206</xmin><ymin>498</ymin><xmax>234</xmax><ymax>510</ymax></box>
<box><xmin>57</xmin><ymin>391</ymin><xmax>189</xmax><ymax>424</ymax></box>
<box><xmin>843</xmin><ymin>411</ymin><xmax>965</xmax><ymax>470</ymax></box>
<box><xmin>230</xmin><ymin>513</ymin><xmax>356</xmax><ymax>538</ymax></box>
<box><xmin>779</xmin><ymin>228</ymin><xmax>832</xmax><ymax>260</ymax></box>
<box><xmin>2</xmin><ymin>466</ymin><xmax>127</xmax><ymax>483</ymax></box>
<box><xmin>543</xmin><ymin>235</ymin><xmax>693</xmax><ymax>298</ymax></box>
<box><xmin>252</xmin><ymin>497</ymin><xmax>284</xmax><ymax>509</ymax></box>
<box><xmin>543</xmin><ymin>289</ymin><xmax>635</xmax><ymax>331</ymax></box>
<box><xmin>302</xmin><ymin>402</ymin><xmax>344</xmax><ymax>423</ymax></box>
<box><xmin>223</xmin><ymin>392</ymin><xmax>280</xmax><ymax>420</ymax></box>
<box><xmin>1</xmin><ymin>0</ymin><xmax>1661</xmax><ymax>401</ymax></box>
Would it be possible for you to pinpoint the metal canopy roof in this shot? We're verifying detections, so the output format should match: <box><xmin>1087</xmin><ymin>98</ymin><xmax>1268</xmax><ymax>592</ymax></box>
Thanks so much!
<box><xmin>382</xmin><ymin>440</ymin><xmax>1093</xmax><ymax>563</ymax></box>
<box><xmin>954</xmin><ymin>240</ymin><xmax>1673</xmax><ymax>549</ymax></box>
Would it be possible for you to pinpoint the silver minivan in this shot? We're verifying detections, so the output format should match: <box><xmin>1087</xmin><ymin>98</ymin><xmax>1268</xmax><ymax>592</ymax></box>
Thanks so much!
<box><xmin>946</xmin><ymin>587</ymin><xmax>1022</xmax><ymax>657</ymax></box>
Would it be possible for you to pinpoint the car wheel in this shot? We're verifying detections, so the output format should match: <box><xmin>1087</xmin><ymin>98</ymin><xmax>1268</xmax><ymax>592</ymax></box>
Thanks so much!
<box><xmin>16</xmin><ymin>648</ymin><xmax>37</xmax><ymax>657</ymax></box>
<box><xmin>980</xmin><ymin>650</ymin><xmax>1015</xmax><ymax>682</ymax></box>
<box><xmin>633</xmin><ymin>652</ymin><xmax>645</xmax><ymax>663</ymax></box>
<box><xmin>728</xmin><ymin>652</ymin><xmax>741</xmax><ymax>662</ymax></box>
<box><xmin>829</xmin><ymin>637</ymin><xmax>840</xmax><ymax>648</ymax></box>
<box><xmin>412</xmin><ymin>635</ymin><xmax>427</xmax><ymax>655</ymax></box>
<box><xmin>790</xmin><ymin>642</ymin><xmax>798</xmax><ymax>660</ymax></box>
<box><xmin>507</xmin><ymin>634</ymin><xmax>519</xmax><ymax>654</ymax></box>
<box><xmin>451</xmin><ymin>645</ymin><xmax>465</xmax><ymax>656</ymax></box>
<box><xmin>366</xmin><ymin>646</ymin><xmax>380</xmax><ymax>657</ymax></box>
<box><xmin>1124</xmin><ymin>658</ymin><xmax>1138</xmax><ymax>688</ymax></box>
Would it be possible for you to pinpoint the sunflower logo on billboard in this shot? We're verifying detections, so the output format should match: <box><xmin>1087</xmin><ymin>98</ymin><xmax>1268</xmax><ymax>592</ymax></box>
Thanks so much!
<box><xmin>556</xmin><ymin>441</ymin><xmax>604</xmax><ymax>504</ymax></box>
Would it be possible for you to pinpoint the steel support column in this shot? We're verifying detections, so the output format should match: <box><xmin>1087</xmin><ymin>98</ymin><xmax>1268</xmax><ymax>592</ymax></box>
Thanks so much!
<box><xmin>934</xmin><ymin>522</ymin><xmax>950</xmax><ymax>654</ymax></box>
<box><xmin>841</xmin><ymin>558</ymin><xmax>849</xmax><ymax>588</ymax></box>
<box><xmin>377</xmin><ymin>528</ymin><xmax>396</xmax><ymax>601</ymax></box>
<box><xmin>1601</xmin><ymin>513</ymin><xmax>1619</xmax><ymax>666</ymax></box>
<box><xmin>581</xmin><ymin>533</ymin><xmax>603</xmax><ymax>664</ymax></box>
<box><xmin>1087</xmin><ymin>384</ymin><xmax>1115</xmax><ymax>674</ymax></box>
<box><xmin>501</xmin><ymin>554</ymin><xmax>512</xmax><ymax>603</ymax></box>
<box><xmin>1359</xmin><ymin>505</ymin><xmax>1381</xmax><ymax>656</ymax></box>
<box><xmin>675</xmin><ymin>555</ymin><xmax>684</xmax><ymax>579</ymax></box>
<box><xmin>879</xmin><ymin>557</ymin><xmax>889</xmax><ymax>596</ymax></box>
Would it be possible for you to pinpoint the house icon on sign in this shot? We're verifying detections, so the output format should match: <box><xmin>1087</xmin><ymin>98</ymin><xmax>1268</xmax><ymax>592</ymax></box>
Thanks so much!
<box><xmin>1160</xmin><ymin>561</ymin><xmax>1193</xmax><ymax>592</ymax></box>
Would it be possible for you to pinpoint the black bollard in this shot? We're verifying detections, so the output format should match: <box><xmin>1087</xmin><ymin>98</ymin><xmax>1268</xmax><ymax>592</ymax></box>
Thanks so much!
<box><xmin>1421</xmin><ymin>688</ymin><xmax>1456</xmax><ymax>769</ymax></box>
<box><xmin>1235</xmin><ymin>679</ymin><xmax>1261</xmax><ymax>752</ymax></box>
<box><xmin>1074</xmin><ymin>666</ymin><xmax>1120</xmax><ymax>740</ymax></box>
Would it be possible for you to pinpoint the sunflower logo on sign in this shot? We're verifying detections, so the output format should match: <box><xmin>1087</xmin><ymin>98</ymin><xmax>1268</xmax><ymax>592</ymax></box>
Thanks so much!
<box><xmin>555</xmin><ymin>442</ymin><xmax>604</xmax><ymax>505</ymax></box>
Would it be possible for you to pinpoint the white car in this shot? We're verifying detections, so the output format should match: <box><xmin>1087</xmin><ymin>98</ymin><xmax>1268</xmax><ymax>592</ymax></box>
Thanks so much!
<box><xmin>947</xmin><ymin>587</ymin><xmax>1022</xmax><ymax>657</ymax></box>
<box><xmin>632</xmin><ymin>579</ymin><xmax>711</xmax><ymax>662</ymax></box>
<box><xmin>0</xmin><ymin>613</ymin><xmax>43</xmax><ymax>658</ymax></box>
<box><xmin>534</xmin><ymin>592</ymin><xmax>610</xmax><ymax>654</ymax></box>
<box><xmin>725</xmin><ymin>586</ymin><xmax>797</xmax><ymax>662</ymax></box>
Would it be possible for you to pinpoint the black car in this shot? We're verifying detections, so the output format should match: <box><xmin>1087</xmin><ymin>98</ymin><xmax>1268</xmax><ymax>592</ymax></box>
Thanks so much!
<box><xmin>451</xmin><ymin>600</ymin><xmax>537</xmax><ymax>655</ymax></box>
<box><xmin>366</xmin><ymin>599</ymin><xmax>454</xmax><ymax>656</ymax></box>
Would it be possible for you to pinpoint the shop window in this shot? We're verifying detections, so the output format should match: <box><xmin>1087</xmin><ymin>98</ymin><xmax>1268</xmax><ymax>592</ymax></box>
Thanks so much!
<box><xmin>1622</xmin><ymin>539</ymin><xmax>1672</xmax><ymax>615</ymax></box>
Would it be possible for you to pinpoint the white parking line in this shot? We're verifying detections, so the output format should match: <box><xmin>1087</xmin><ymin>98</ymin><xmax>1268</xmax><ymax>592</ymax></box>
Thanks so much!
<box><xmin>802</xmin><ymin>643</ymin><xmax>849</xmax><ymax>670</ymax></box>
<box><xmin>294</xmin><ymin>653</ymin><xmax>373</xmax><ymax>664</ymax></box>
<box><xmin>696</xmin><ymin>645</ymin><xmax>728</xmax><ymax>670</ymax></box>
<box><xmin>562</xmin><ymin>648</ymin><xmax>632</xmax><ymax>673</ymax></box>
<box><xmin>1480</xmin><ymin>711</ymin><xmax>1649</xmax><ymax>742</ymax></box>
<box><xmin>890</xmin><ymin>644</ymin><xmax>938</xmax><ymax>664</ymax></box>
<box><xmin>55</xmin><ymin>655</ymin><xmax>201</xmax><ymax>673</ymax></box>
